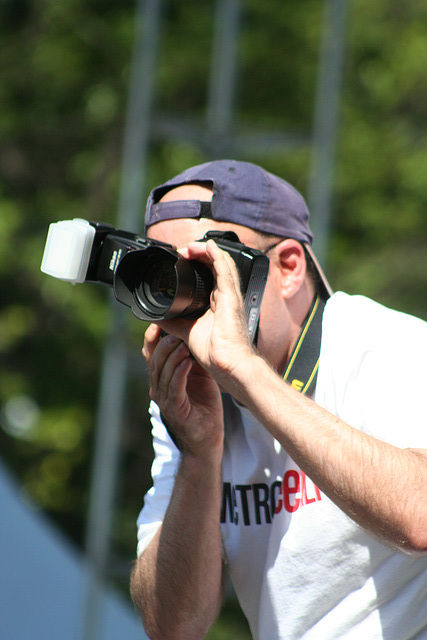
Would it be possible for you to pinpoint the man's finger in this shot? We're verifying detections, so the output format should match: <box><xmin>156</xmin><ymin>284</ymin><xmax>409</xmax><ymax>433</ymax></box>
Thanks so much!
<box><xmin>142</xmin><ymin>323</ymin><xmax>162</xmax><ymax>362</ymax></box>
<box><xmin>206</xmin><ymin>239</ymin><xmax>242</xmax><ymax>298</ymax></box>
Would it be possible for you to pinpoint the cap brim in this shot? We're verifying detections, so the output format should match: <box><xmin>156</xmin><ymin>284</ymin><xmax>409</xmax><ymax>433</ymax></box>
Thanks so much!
<box><xmin>303</xmin><ymin>244</ymin><xmax>333</xmax><ymax>299</ymax></box>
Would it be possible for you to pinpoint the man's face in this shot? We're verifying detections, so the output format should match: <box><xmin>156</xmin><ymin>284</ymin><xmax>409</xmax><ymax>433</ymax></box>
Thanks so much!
<box><xmin>145</xmin><ymin>185</ymin><xmax>293</xmax><ymax>373</ymax></box>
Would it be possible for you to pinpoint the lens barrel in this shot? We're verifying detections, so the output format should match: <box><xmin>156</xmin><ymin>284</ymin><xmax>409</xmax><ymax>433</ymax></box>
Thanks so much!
<box><xmin>114</xmin><ymin>246</ymin><xmax>213</xmax><ymax>321</ymax></box>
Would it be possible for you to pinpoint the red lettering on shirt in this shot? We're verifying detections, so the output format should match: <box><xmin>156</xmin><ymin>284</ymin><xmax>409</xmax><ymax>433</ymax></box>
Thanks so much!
<box><xmin>283</xmin><ymin>470</ymin><xmax>301</xmax><ymax>512</ymax></box>
<box><xmin>221</xmin><ymin>469</ymin><xmax>322</xmax><ymax>526</ymax></box>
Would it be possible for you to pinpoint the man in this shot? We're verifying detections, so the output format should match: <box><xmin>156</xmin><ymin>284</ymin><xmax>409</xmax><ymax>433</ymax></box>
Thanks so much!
<box><xmin>130</xmin><ymin>160</ymin><xmax>427</xmax><ymax>640</ymax></box>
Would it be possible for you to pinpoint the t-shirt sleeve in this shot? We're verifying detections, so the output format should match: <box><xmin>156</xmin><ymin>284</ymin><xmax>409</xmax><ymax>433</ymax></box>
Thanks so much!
<box><xmin>136</xmin><ymin>401</ymin><xmax>180</xmax><ymax>556</ymax></box>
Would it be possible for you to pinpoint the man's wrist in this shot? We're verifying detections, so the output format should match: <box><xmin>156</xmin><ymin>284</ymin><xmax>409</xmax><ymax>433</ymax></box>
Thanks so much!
<box><xmin>179</xmin><ymin>444</ymin><xmax>223</xmax><ymax>487</ymax></box>
<box><xmin>220</xmin><ymin>349</ymin><xmax>271</xmax><ymax>403</ymax></box>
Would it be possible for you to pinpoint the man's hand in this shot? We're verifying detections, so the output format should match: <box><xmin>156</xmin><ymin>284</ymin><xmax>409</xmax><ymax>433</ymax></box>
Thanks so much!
<box><xmin>142</xmin><ymin>322</ymin><xmax>224</xmax><ymax>456</ymax></box>
<box><xmin>156</xmin><ymin>239</ymin><xmax>256</xmax><ymax>394</ymax></box>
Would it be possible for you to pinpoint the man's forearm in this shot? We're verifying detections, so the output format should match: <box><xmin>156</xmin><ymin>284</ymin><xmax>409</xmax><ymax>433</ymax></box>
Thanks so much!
<box><xmin>130</xmin><ymin>449</ymin><xmax>224</xmax><ymax>640</ymax></box>
<box><xmin>229</xmin><ymin>353</ymin><xmax>427</xmax><ymax>554</ymax></box>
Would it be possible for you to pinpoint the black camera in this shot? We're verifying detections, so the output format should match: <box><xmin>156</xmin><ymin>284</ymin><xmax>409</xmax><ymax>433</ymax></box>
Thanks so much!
<box><xmin>40</xmin><ymin>219</ymin><xmax>270</xmax><ymax>342</ymax></box>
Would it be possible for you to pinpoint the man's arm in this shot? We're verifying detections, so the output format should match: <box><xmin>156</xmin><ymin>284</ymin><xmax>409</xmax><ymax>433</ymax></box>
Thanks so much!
<box><xmin>230</xmin><ymin>353</ymin><xmax>427</xmax><ymax>554</ymax></box>
<box><xmin>131</xmin><ymin>324</ymin><xmax>225</xmax><ymax>639</ymax></box>
<box><xmin>166</xmin><ymin>240</ymin><xmax>427</xmax><ymax>555</ymax></box>
<box><xmin>130</xmin><ymin>448</ymin><xmax>224</xmax><ymax>640</ymax></box>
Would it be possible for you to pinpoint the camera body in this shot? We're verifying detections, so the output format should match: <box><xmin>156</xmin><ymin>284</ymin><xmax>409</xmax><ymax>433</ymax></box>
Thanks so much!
<box><xmin>41</xmin><ymin>218</ymin><xmax>270</xmax><ymax>342</ymax></box>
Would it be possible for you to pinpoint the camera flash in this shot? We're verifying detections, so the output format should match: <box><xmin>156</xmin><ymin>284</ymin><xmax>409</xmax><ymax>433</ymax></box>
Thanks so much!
<box><xmin>41</xmin><ymin>219</ymin><xmax>96</xmax><ymax>284</ymax></box>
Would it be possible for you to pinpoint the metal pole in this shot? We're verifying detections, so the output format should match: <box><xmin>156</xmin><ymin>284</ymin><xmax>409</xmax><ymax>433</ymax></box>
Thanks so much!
<box><xmin>207</xmin><ymin>0</ymin><xmax>241</xmax><ymax>149</ymax></box>
<box><xmin>82</xmin><ymin>1</ymin><xmax>163</xmax><ymax>638</ymax></box>
<box><xmin>307</xmin><ymin>0</ymin><xmax>348</xmax><ymax>266</ymax></box>
<box><xmin>117</xmin><ymin>0</ymin><xmax>163</xmax><ymax>231</ymax></box>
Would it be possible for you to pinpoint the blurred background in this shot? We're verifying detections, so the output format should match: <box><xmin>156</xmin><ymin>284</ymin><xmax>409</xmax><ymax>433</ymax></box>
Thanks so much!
<box><xmin>1</xmin><ymin>0</ymin><xmax>426</xmax><ymax>638</ymax></box>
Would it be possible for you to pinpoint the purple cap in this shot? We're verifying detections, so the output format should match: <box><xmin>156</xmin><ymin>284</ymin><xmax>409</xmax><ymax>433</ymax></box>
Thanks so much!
<box><xmin>145</xmin><ymin>159</ymin><xmax>312</xmax><ymax>243</ymax></box>
<box><xmin>145</xmin><ymin>159</ymin><xmax>332</xmax><ymax>297</ymax></box>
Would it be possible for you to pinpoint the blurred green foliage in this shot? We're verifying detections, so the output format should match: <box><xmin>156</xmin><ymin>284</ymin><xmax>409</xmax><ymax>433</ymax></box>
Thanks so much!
<box><xmin>0</xmin><ymin>0</ymin><xmax>426</xmax><ymax>637</ymax></box>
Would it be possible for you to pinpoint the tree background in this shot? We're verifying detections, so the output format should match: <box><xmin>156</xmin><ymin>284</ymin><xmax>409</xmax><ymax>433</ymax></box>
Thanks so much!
<box><xmin>1</xmin><ymin>0</ymin><xmax>426</xmax><ymax>637</ymax></box>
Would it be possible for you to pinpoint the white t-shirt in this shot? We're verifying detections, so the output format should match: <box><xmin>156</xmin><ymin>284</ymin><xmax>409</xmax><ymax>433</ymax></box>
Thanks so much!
<box><xmin>136</xmin><ymin>293</ymin><xmax>427</xmax><ymax>639</ymax></box>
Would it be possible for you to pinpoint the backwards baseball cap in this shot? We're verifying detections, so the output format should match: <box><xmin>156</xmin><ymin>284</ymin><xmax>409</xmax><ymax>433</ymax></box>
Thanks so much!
<box><xmin>145</xmin><ymin>159</ymin><xmax>332</xmax><ymax>298</ymax></box>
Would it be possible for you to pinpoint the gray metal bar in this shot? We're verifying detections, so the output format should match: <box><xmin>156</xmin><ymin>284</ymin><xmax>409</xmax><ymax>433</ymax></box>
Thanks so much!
<box><xmin>149</xmin><ymin>113</ymin><xmax>309</xmax><ymax>156</ymax></box>
<box><xmin>82</xmin><ymin>1</ymin><xmax>163</xmax><ymax>638</ymax></box>
<box><xmin>117</xmin><ymin>0</ymin><xmax>163</xmax><ymax>231</ymax></box>
<box><xmin>307</xmin><ymin>0</ymin><xmax>348</xmax><ymax>266</ymax></box>
<box><xmin>207</xmin><ymin>0</ymin><xmax>241</xmax><ymax>149</ymax></box>
<box><xmin>82</xmin><ymin>312</ymin><xmax>129</xmax><ymax>640</ymax></box>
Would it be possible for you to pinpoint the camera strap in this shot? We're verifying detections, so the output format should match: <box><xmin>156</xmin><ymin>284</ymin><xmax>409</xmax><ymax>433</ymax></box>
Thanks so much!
<box><xmin>282</xmin><ymin>294</ymin><xmax>325</xmax><ymax>396</ymax></box>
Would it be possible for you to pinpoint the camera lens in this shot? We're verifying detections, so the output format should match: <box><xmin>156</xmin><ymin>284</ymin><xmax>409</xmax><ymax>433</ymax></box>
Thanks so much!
<box><xmin>114</xmin><ymin>246</ymin><xmax>214</xmax><ymax>321</ymax></box>
<box><xmin>136</xmin><ymin>256</ymin><xmax>177</xmax><ymax>309</ymax></box>
<box><xmin>147</xmin><ymin>262</ymin><xmax>176</xmax><ymax>304</ymax></box>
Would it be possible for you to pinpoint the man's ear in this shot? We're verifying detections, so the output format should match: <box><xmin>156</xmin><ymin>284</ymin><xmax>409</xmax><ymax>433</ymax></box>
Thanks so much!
<box><xmin>273</xmin><ymin>239</ymin><xmax>307</xmax><ymax>299</ymax></box>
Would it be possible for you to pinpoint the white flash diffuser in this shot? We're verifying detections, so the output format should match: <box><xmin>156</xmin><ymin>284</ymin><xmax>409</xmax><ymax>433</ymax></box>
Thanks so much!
<box><xmin>40</xmin><ymin>218</ymin><xmax>96</xmax><ymax>284</ymax></box>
